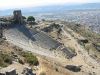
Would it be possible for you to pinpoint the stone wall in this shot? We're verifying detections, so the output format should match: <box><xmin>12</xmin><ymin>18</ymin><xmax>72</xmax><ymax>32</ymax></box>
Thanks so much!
<box><xmin>13</xmin><ymin>10</ymin><xmax>23</xmax><ymax>24</ymax></box>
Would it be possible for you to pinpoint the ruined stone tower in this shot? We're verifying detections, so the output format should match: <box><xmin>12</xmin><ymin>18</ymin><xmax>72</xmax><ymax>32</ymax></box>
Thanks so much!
<box><xmin>13</xmin><ymin>10</ymin><xmax>23</xmax><ymax>24</ymax></box>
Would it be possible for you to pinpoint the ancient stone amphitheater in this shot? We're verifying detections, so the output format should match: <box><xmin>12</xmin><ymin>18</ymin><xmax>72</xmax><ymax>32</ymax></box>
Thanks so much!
<box><xmin>4</xmin><ymin>25</ymin><xmax>76</xmax><ymax>59</ymax></box>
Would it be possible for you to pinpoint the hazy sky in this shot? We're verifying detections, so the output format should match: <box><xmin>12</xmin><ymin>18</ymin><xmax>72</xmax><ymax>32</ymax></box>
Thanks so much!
<box><xmin>0</xmin><ymin>0</ymin><xmax>100</xmax><ymax>10</ymax></box>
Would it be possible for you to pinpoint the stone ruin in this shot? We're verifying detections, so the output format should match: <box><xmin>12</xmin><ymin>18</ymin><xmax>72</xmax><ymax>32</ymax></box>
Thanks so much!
<box><xmin>0</xmin><ymin>10</ymin><xmax>23</xmax><ymax>38</ymax></box>
<box><xmin>22</xmin><ymin>67</ymin><xmax>36</xmax><ymax>75</ymax></box>
<box><xmin>0</xmin><ymin>68</ymin><xmax>16</xmax><ymax>75</ymax></box>
<box><xmin>65</xmin><ymin>65</ymin><xmax>81</xmax><ymax>72</ymax></box>
<box><xmin>0</xmin><ymin>65</ymin><xmax>36</xmax><ymax>75</ymax></box>
<box><xmin>13</xmin><ymin>10</ymin><xmax>23</xmax><ymax>24</ymax></box>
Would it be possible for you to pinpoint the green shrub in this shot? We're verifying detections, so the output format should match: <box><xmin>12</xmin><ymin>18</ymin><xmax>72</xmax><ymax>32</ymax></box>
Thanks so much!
<box><xmin>2</xmin><ymin>54</ymin><xmax>12</xmax><ymax>64</ymax></box>
<box><xmin>0</xmin><ymin>57</ymin><xmax>7</xmax><ymax>67</ymax></box>
<box><xmin>18</xmin><ymin>59</ymin><xmax>24</xmax><ymax>64</ymax></box>
<box><xmin>0</xmin><ymin>53</ymin><xmax>12</xmax><ymax>67</ymax></box>
<box><xmin>21</xmin><ymin>52</ymin><xmax>39</xmax><ymax>65</ymax></box>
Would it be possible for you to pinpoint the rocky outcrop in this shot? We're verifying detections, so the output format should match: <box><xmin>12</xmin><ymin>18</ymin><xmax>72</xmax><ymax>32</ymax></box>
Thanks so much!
<box><xmin>0</xmin><ymin>64</ymin><xmax>36</xmax><ymax>75</ymax></box>
<box><xmin>22</xmin><ymin>67</ymin><xmax>36</xmax><ymax>75</ymax></box>
<box><xmin>93</xmin><ymin>43</ymin><xmax>100</xmax><ymax>52</ymax></box>
<box><xmin>65</xmin><ymin>65</ymin><xmax>81</xmax><ymax>72</ymax></box>
<box><xmin>0</xmin><ymin>68</ymin><xmax>16</xmax><ymax>75</ymax></box>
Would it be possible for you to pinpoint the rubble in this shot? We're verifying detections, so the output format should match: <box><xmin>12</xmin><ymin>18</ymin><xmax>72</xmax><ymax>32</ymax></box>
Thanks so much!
<box><xmin>22</xmin><ymin>67</ymin><xmax>36</xmax><ymax>75</ymax></box>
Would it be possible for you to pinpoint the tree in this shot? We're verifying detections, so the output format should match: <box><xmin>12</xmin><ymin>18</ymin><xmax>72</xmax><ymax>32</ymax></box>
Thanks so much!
<box><xmin>27</xmin><ymin>16</ymin><xmax>35</xmax><ymax>22</ymax></box>
<box><xmin>22</xmin><ymin>16</ymin><xmax>26</xmax><ymax>19</ymax></box>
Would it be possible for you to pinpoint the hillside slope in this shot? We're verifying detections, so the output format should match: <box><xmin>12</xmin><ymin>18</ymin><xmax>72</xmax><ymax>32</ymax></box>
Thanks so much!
<box><xmin>2</xmin><ymin>21</ymin><xmax>100</xmax><ymax>75</ymax></box>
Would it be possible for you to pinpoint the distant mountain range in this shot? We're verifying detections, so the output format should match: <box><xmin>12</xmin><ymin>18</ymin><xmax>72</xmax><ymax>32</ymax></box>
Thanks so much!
<box><xmin>0</xmin><ymin>3</ymin><xmax>100</xmax><ymax>16</ymax></box>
